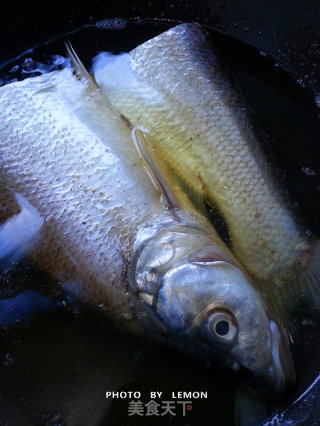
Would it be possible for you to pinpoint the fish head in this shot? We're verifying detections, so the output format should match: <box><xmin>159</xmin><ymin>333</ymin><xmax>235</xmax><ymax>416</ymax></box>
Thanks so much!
<box><xmin>129</xmin><ymin>224</ymin><xmax>295</xmax><ymax>398</ymax></box>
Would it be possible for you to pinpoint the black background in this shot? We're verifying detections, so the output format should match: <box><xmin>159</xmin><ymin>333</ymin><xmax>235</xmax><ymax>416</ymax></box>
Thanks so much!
<box><xmin>1</xmin><ymin>0</ymin><xmax>320</xmax><ymax>98</ymax></box>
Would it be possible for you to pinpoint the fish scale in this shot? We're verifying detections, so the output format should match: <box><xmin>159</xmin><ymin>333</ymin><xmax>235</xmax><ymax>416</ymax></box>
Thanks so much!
<box><xmin>0</xmin><ymin>67</ymin><xmax>166</xmax><ymax>319</ymax></box>
<box><xmin>0</xmin><ymin>40</ymin><xmax>296</xmax><ymax>397</ymax></box>
<box><xmin>93</xmin><ymin>23</ymin><xmax>319</xmax><ymax>303</ymax></box>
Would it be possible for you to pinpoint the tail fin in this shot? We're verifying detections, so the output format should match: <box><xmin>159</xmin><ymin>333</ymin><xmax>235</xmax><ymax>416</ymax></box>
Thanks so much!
<box><xmin>298</xmin><ymin>238</ymin><xmax>320</xmax><ymax>309</ymax></box>
<box><xmin>264</xmin><ymin>237</ymin><xmax>320</xmax><ymax>337</ymax></box>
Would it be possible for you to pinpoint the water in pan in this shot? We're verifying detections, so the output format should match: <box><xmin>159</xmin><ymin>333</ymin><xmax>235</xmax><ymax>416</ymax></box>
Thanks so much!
<box><xmin>0</xmin><ymin>18</ymin><xmax>320</xmax><ymax>425</ymax></box>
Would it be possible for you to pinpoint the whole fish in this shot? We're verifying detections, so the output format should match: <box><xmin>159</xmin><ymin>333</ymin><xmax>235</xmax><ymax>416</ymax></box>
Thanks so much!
<box><xmin>93</xmin><ymin>23</ymin><xmax>320</xmax><ymax>320</ymax></box>
<box><xmin>0</xmin><ymin>59</ymin><xmax>294</xmax><ymax>397</ymax></box>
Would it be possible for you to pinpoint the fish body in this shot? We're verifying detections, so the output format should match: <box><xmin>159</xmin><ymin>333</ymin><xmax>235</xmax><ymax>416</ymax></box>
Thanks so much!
<box><xmin>93</xmin><ymin>23</ymin><xmax>320</xmax><ymax>313</ymax></box>
<box><xmin>0</xmin><ymin>64</ymin><xmax>294</xmax><ymax>396</ymax></box>
<box><xmin>0</xmin><ymin>68</ymin><xmax>165</xmax><ymax>322</ymax></box>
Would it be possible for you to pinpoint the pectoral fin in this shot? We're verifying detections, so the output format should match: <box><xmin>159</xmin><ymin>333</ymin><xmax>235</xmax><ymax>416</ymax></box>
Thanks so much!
<box><xmin>132</xmin><ymin>126</ymin><xmax>201</xmax><ymax>212</ymax></box>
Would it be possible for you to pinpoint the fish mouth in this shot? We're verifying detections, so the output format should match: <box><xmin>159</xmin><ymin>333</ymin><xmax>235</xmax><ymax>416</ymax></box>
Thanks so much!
<box><xmin>236</xmin><ymin>319</ymin><xmax>296</xmax><ymax>398</ymax></box>
<box><xmin>268</xmin><ymin>319</ymin><xmax>296</xmax><ymax>398</ymax></box>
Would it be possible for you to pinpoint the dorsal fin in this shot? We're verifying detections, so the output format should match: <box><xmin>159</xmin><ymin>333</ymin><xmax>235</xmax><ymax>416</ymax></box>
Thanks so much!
<box><xmin>65</xmin><ymin>40</ymin><xmax>135</xmax><ymax>131</ymax></box>
<box><xmin>65</xmin><ymin>43</ymin><xmax>190</xmax><ymax>215</ymax></box>
<box><xmin>65</xmin><ymin>40</ymin><xmax>98</xmax><ymax>91</ymax></box>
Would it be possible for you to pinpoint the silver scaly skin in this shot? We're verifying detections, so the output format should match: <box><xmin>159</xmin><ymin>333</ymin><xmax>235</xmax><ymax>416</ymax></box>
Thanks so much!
<box><xmin>93</xmin><ymin>23</ymin><xmax>320</xmax><ymax>314</ymax></box>
<box><xmin>0</xmin><ymin>66</ymin><xmax>294</xmax><ymax>397</ymax></box>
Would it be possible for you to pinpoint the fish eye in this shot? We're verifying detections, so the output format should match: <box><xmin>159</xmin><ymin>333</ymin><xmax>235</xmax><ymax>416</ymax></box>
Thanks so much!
<box><xmin>206</xmin><ymin>309</ymin><xmax>238</xmax><ymax>344</ymax></box>
<box><xmin>214</xmin><ymin>320</ymin><xmax>229</xmax><ymax>336</ymax></box>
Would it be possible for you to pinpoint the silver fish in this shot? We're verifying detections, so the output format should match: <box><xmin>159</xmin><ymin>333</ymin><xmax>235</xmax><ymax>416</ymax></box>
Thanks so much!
<box><xmin>0</xmin><ymin>62</ymin><xmax>294</xmax><ymax>396</ymax></box>
<box><xmin>93</xmin><ymin>23</ymin><xmax>320</xmax><ymax>320</ymax></box>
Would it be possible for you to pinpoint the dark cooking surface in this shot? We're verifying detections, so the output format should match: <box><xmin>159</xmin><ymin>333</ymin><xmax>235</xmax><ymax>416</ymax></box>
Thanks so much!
<box><xmin>1</xmin><ymin>0</ymin><xmax>320</xmax><ymax>99</ymax></box>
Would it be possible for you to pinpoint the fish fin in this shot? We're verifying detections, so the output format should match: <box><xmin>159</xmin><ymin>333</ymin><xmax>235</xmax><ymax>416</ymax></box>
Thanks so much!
<box><xmin>296</xmin><ymin>239</ymin><xmax>320</xmax><ymax>314</ymax></box>
<box><xmin>132</xmin><ymin>127</ymin><xmax>200</xmax><ymax>212</ymax></box>
<box><xmin>65</xmin><ymin>40</ymin><xmax>135</xmax><ymax>130</ymax></box>
<box><xmin>0</xmin><ymin>192</ymin><xmax>43</xmax><ymax>272</ymax></box>
<box><xmin>132</xmin><ymin>127</ymin><xmax>231</xmax><ymax>241</ymax></box>
<box><xmin>265</xmin><ymin>238</ymin><xmax>320</xmax><ymax>333</ymax></box>
<box><xmin>65</xmin><ymin>40</ymin><xmax>98</xmax><ymax>91</ymax></box>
